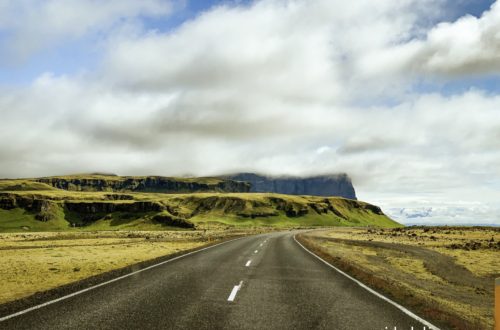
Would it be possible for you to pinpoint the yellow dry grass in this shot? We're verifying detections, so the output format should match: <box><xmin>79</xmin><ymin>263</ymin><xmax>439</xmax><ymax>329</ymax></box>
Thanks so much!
<box><xmin>0</xmin><ymin>230</ymin><xmax>245</xmax><ymax>305</ymax></box>
<box><xmin>321</xmin><ymin>226</ymin><xmax>500</xmax><ymax>277</ymax></box>
<box><xmin>322</xmin><ymin>241</ymin><xmax>382</xmax><ymax>272</ymax></box>
<box><xmin>436</xmin><ymin>247</ymin><xmax>500</xmax><ymax>277</ymax></box>
<box><xmin>385</xmin><ymin>257</ymin><xmax>445</xmax><ymax>283</ymax></box>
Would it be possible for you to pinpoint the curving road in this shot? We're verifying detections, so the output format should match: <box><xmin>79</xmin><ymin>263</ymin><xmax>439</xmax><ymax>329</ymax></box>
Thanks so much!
<box><xmin>0</xmin><ymin>231</ymin><xmax>437</xmax><ymax>330</ymax></box>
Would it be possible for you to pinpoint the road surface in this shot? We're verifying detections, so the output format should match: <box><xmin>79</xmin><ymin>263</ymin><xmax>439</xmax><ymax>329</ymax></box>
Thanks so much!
<box><xmin>0</xmin><ymin>231</ymin><xmax>436</xmax><ymax>329</ymax></box>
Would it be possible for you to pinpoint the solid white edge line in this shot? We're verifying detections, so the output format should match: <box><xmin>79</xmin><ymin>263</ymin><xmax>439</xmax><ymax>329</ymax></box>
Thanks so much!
<box><xmin>293</xmin><ymin>234</ymin><xmax>441</xmax><ymax>330</ymax></box>
<box><xmin>0</xmin><ymin>236</ymin><xmax>246</xmax><ymax>323</ymax></box>
<box><xmin>245</xmin><ymin>260</ymin><xmax>252</xmax><ymax>267</ymax></box>
<box><xmin>227</xmin><ymin>281</ymin><xmax>243</xmax><ymax>302</ymax></box>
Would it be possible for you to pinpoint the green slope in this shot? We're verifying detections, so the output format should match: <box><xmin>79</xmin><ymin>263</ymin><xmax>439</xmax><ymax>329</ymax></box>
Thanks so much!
<box><xmin>0</xmin><ymin>188</ymin><xmax>401</xmax><ymax>232</ymax></box>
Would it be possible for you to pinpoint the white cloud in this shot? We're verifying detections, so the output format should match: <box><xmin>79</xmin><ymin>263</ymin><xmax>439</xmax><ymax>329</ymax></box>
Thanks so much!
<box><xmin>0</xmin><ymin>0</ymin><xmax>173</xmax><ymax>61</ymax></box>
<box><xmin>361</xmin><ymin>1</ymin><xmax>500</xmax><ymax>77</ymax></box>
<box><xmin>383</xmin><ymin>200</ymin><xmax>500</xmax><ymax>226</ymax></box>
<box><xmin>102</xmin><ymin>0</ymin><xmax>446</xmax><ymax>102</ymax></box>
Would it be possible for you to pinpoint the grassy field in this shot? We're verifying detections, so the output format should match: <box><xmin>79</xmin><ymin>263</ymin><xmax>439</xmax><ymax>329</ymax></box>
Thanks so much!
<box><xmin>0</xmin><ymin>227</ymin><xmax>265</xmax><ymax>306</ymax></box>
<box><xmin>298</xmin><ymin>227</ymin><xmax>499</xmax><ymax>329</ymax></box>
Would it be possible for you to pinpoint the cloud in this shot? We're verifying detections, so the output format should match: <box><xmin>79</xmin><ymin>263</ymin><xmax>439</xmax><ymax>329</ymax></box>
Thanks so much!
<box><xmin>0</xmin><ymin>0</ymin><xmax>499</xmax><ymax>224</ymax></box>
<box><xmin>361</xmin><ymin>1</ymin><xmax>500</xmax><ymax>77</ymax></box>
<box><xmin>103</xmin><ymin>0</ymin><xmax>445</xmax><ymax>99</ymax></box>
<box><xmin>0</xmin><ymin>0</ymin><xmax>173</xmax><ymax>61</ymax></box>
<box><xmin>385</xmin><ymin>201</ymin><xmax>500</xmax><ymax>226</ymax></box>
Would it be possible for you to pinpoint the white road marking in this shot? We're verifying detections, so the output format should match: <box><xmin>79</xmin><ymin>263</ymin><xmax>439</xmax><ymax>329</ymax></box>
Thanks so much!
<box><xmin>0</xmin><ymin>237</ymin><xmax>246</xmax><ymax>323</ymax></box>
<box><xmin>245</xmin><ymin>260</ymin><xmax>252</xmax><ymax>267</ymax></box>
<box><xmin>227</xmin><ymin>281</ymin><xmax>243</xmax><ymax>302</ymax></box>
<box><xmin>293</xmin><ymin>234</ymin><xmax>441</xmax><ymax>330</ymax></box>
<box><xmin>254</xmin><ymin>250</ymin><xmax>258</xmax><ymax>253</ymax></box>
<box><xmin>259</xmin><ymin>243</ymin><xmax>263</xmax><ymax>247</ymax></box>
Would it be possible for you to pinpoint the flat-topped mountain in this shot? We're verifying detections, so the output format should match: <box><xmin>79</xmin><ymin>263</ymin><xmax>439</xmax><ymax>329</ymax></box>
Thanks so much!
<box><xmin>2</xmin><ymin>173</ymin><xmax>356</xmax><ymax>200</ymax></box>
<box><xmin>0</xmin><ymin>174</ymin><xmax>399</xmax><ymax>232</ymax></box>
<box><xmin>221</xmin><ymin>173</ymin><xmax>357</xmax><ymax>199</ymax></box>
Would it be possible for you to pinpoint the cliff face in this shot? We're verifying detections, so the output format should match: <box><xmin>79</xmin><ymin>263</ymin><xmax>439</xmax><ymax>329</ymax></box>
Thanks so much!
<box><xmin>0</xmin><ymin>193</ymin><xmax>59</xmax><ymax>222</ymax></box>
<box><xmin>222</xmin><ymin>173</ymin><xmax>357</xmax><ymax>199</ymax></box>
<box><xmin>35</xmin><ymin>176</ymin><xmax>250</xmax><ymax>193</ymax></box>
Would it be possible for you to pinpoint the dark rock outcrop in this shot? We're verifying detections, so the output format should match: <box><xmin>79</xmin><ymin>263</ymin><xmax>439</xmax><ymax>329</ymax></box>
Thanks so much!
<box><xmin>0</xmin><ymin>193</ymin><xmax>58</xmax><ymax>221</ymax></box>
<box><xmin>64</xmin><ymin>201</ymin><xmax>165</xmax><ymax>214</ymax></box>
<box><xmin>268</xmin><ymin>197</ymin><xmax>309</xmax><ymax>217</ymax></box>
<box><xmin>152</xmin><ymin>213</ymin><xmax>195</xmax><ymax>229</ymax></box>
<box><xmin>222</xmin><ymin>173</ymin><xmax>357</xmax><ymax>199</ymax></box>
<box><xmin>36</xmin><ymin>176</ymin><xmax>250</xmax><ymax>194</ymax></box>
<box><xmin>0</xmin><ymin>194</ymin><xmax>16</xmax><ymax>209</ymax></box>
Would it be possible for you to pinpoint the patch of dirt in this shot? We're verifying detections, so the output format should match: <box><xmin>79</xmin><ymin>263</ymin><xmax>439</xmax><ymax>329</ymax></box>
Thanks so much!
<box><xmin>316</xmin><ymin>236</ymin><xmax>489</xmax><ymax>290</ymax></box>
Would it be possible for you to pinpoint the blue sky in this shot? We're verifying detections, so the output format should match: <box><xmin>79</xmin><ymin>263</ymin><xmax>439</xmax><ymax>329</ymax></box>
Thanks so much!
<box><xmin>452</xmin><ymin>0</ymin><xmax>495</xmax><ymax>17</ymax></box>
<box><xmin>0</xmin><ymin>0</ymin><xmax>499</xmax><ymax>225</ymax></box>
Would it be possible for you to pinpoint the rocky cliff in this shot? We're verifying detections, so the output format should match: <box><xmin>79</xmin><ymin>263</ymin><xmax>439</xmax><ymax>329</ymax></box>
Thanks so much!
<box><xmin>221</xmin><ymin>173</ymin><xmax>357</xmax><ymax>199</ymax></box>
<box><xmin>35</xmin><ymin>175</ymin><xmax>250</xmax><ymax>193</ymax></box>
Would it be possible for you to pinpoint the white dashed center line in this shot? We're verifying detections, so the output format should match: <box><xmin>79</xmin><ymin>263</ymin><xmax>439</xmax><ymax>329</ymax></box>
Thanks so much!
<box><xmin>254</xmin><ymin>250</ymin><xmax>258</xmax><ymax>253</ymax></box>
<box><xmin>227</xmin><ymin>281</ymin><xmax>243</xmax><ymax>302</ymax></box>
<box><xmin>245</xmin><ymin>260</ymin><xmax>252</xmax><ymax>267</ymax></box>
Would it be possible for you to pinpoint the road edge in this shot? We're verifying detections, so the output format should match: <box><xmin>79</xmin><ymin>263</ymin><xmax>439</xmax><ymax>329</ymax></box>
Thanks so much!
<box><xmin>293</xmin><ymin>233</ymin><xmax>441</xmax><ymax>330</ymax></box>
<box><xmin>0</xmin><ymin>234</ymin><xmax>249</xmax><ymax>322</ymax></box>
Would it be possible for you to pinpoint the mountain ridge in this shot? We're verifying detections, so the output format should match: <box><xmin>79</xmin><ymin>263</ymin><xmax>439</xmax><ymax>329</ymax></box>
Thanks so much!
<box><xmin>1</xmin><ymin>173</ymin><xmax>357</xmax><ymax>200</ymax></box>
<box><xmin>0</xmin><ymin>190</ymin><xmax>400</xmax><ymax>232</ymax></box>
<box><xmin>31</xmin><ymin>175</ymin><xmax>250</xmax><ymax>194</ymax></box>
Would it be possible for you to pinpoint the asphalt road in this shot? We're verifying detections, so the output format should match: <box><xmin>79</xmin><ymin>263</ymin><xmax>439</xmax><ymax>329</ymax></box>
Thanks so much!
<box><xmin>0</xmin><ymin>231</ymin><xmax>436</xmax><ymax>330</ymax></box>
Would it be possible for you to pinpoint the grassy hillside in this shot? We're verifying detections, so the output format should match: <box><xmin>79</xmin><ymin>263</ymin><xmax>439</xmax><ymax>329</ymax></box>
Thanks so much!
<box><xmin>0</xmin><ymin>185</ymin><xmax>401</xmax><ymax>232</ymax></box>
<box><xmin>0</xmin><ymin>180</ymin><xmax>58</xmax><ymax>192</ymax></box>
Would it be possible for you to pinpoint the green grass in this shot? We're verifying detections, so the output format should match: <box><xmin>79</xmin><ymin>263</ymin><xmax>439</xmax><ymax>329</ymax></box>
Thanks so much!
<box><xmin>0</xmin><ymin>208</ymin><xmax>70</xmax><ymax>232</ymax></box>
<box><xmin>0</xmin><ymin>180</ymin><xmax>57</xmax><ymax>191</ymax></box>
<box><xmin>36</xmin><ymin>174</ymin><xmax>228</xmax><ymax>185</ymax></box>
<box><xmin>0</xmin><ymin>189</ymin><xmax>401</xmax><ymax>232</ymax></box>
<box><xmin>0</xmin><ymin>207</ymin><xmax>189</xmax><ymax>232</ymax></box>
<box><xmin>78</xmin><ymin>215</ymin><xmax>185</xmax><ymax>231</ymax></box>
<box><xmin>191</xmin><ymin>211</ymin><xmax>400</xmax><ymax>228</ymax></box>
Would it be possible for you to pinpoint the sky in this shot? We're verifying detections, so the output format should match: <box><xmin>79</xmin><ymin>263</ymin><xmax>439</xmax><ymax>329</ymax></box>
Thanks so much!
<box><xmin>0</xmin><ymin>0</ymin><xmax>499</xmax><ymax>225</ymax></box>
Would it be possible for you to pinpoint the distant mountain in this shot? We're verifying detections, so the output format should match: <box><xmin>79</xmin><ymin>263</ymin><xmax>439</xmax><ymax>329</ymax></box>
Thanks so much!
<box><xmin>31</xmin><ymin>174</ymin><xmax>250</xmax><ymax>194</ymax></box>
<box><xmin>0</xmin><ymin>173</ymin><xmax>357</xmax><ymax>198</ymax></box>
<box><xmin>0</xmin><ymin>173</ymin><xmax>399</xmax><ymax>232</ymax></box>
<box><xmin>221</xmin><ymin>173</ymin><xmax>357</xmax><ymax>199</ymax></box>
